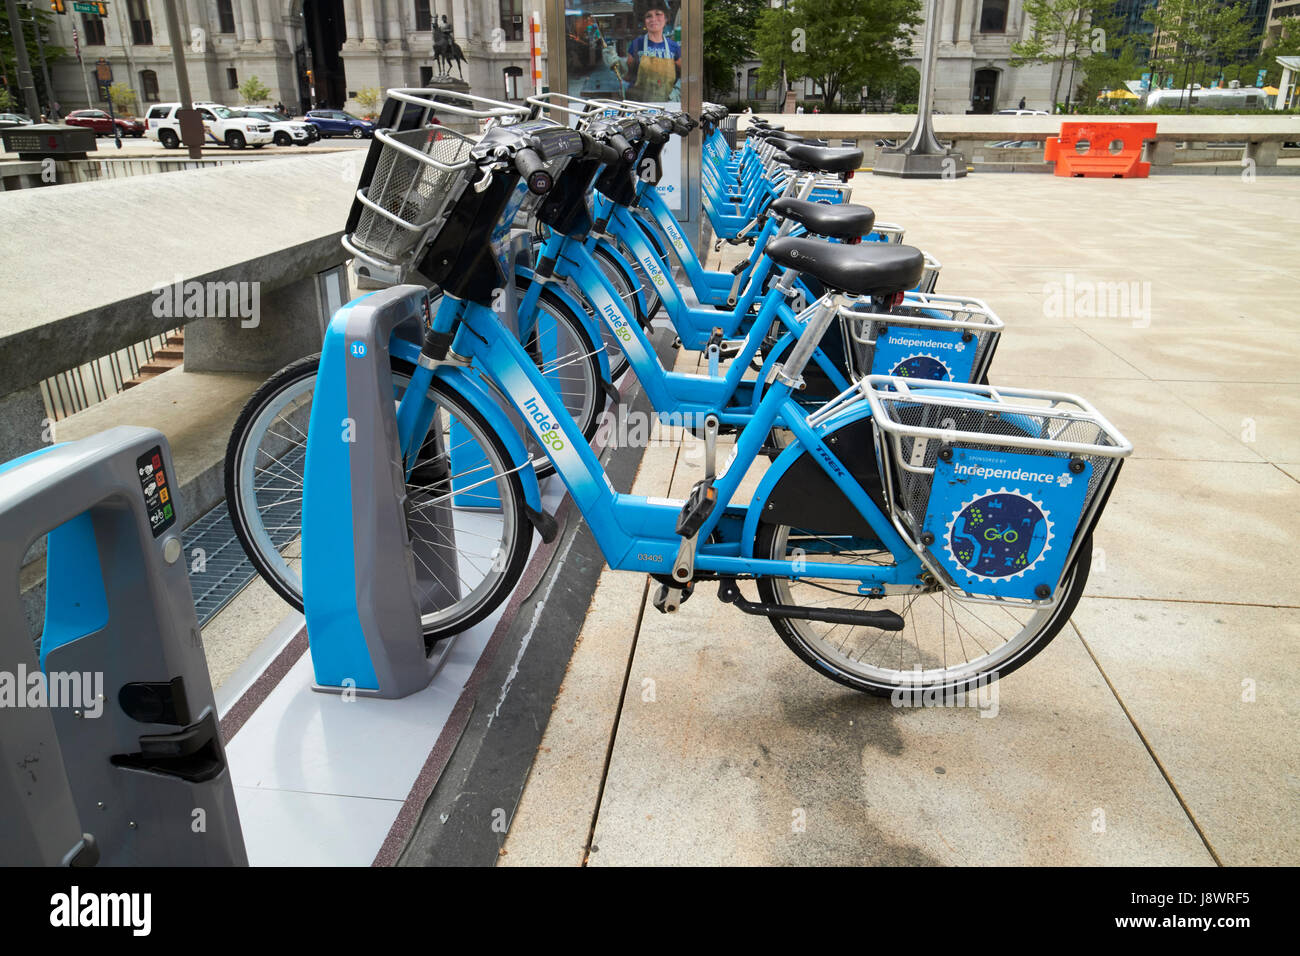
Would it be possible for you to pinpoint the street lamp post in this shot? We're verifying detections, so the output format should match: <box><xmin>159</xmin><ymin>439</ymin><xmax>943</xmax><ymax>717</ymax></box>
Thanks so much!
<box><xmin>873</xmin><ymin>0</ymin><xmax>965</xmax><ymax>179</ymax></box>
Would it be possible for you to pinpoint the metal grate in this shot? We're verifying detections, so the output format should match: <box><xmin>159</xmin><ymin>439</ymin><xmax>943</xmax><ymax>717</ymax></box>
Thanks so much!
<box><xmin>184</xmin><ymin>441</ymin><xmax>306</xmax><ymax>626</ymax></box>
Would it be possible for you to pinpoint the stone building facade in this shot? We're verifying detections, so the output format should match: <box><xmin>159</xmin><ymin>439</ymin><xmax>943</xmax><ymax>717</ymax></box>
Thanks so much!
<box><xmin>739</xmin><ymin>0</ymin><xmax>1059</xmax><ymax>114</ymax></box>
<box><xmin>41</xmin><ymin>0</ymin><xmax>543</xmax><ymax>115</ymax></box>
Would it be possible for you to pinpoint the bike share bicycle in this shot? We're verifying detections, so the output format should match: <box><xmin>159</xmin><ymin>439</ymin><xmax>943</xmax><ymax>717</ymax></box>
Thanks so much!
<box><xmin>272</xmin><ymin>93</ymin><xmax>1132</xmax><ymax>696</ymax></box>
<box><xmin>226</xmin><ymin>92</ymin><xmax>999</xmax><ymax>626</ymax></box>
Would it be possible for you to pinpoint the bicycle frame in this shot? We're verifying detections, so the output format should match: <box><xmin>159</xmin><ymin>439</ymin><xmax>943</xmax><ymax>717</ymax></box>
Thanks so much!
<box><xmin>525</xmin><ymin>214</ymin><xmax>852</xmax><ymax>426</ymax></box>
<box><xmin>398</xmin><ymin>290</ymin><xmax>924</xmax><ymax>587</ymax></box>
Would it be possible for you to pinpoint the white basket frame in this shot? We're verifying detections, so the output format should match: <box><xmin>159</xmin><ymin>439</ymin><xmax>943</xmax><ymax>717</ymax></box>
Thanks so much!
<box><xmin>851</xmin><ymin>376</ymin><xmax>1132</xmax><ymax>607</ymax></box>
<box><xmin>838</xmin><ymin>288</ymin><xmax>999</xmax><ymax>382</ymax></box>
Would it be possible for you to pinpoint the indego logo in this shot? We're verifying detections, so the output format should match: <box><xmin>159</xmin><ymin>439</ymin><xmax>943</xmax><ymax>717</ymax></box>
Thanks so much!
<box><xmin>601</xmin><ymin>300</ymin><xmax>633</xmax><ymax>343</ymax></box>
<box><xmin>523</xmin><ymin>396</ymin><xmax>565</xmax><ymax>451</ymax></box>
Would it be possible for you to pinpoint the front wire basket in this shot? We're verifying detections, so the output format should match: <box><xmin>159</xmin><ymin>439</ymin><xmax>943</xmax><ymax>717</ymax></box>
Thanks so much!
<box><xmin>345</xmin><ymin>124</ymin><xmax>477</xmax><ymax>269</ymax></box>
<box><xmin>342</xmin><ymin>88</ymin><xmax>532</xmax><ymax>280</ymax></box>
<box><xmin>861</xmin><ymin>376</ymin><xmax>1132</xmax><ymax>607</ymax></box>
<box><xmin>839</xmin><ymin>288</ymin><xmax>999</xmax><ymax>383</ymax></box>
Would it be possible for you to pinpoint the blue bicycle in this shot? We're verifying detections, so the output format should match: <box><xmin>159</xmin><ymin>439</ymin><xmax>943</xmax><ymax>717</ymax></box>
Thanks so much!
<box><xmin>289</xmin><ymin>99</ymin><xmax>1132</xmax><ymax>695</ymax></box>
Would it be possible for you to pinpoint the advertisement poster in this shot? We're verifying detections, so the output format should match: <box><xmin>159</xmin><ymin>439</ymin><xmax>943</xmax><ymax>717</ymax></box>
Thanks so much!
<box><xmin>563</xmin><ymin>0</ymin><xmax>685</xmax><ymax>210</ymax></box>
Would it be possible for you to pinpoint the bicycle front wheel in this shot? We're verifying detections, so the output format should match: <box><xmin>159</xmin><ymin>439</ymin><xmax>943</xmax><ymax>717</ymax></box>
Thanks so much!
<box><xmin>225</xmin><ymin>355</ymin><xmax>534</xmax><ymax>641</ymax></box>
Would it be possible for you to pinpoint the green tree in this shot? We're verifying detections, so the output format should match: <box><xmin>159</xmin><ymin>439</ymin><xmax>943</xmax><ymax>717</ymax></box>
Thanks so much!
<box><xmin>1237</xmin><ymin>22</ymin><xmax>1300</xmax><ymax>88</ymax></box>
<box><xmin>1078</xmin><ymin>32</ymin><xmax>1143</xmax><ymax>102</ymax></box>
<box><xmin>108</xmin><ymin>81</ymin><xmax>137</xmax><ymax>117</ymax></box>
<box><xmin>703</xmin><ymin>0</ymin><xmax>764</xmax><ymax>100</ymax></box>
<box><xmin>239</xmin><ymin>75</ymin><xmax>272</xmax><ymax>105</ymax></box>
<box><xmin>1145</xmin><ymin>0</ymin><xmax>1254</xmax><ymax>102</ymax></box>
<box><xmin>354</xmin><ymin>86</ymin><xmax>383</xmax><ymax>117</ymax></box>
<box><xmin>0</xmin><ymin>5</ymin><xmax>66</xmax><ymax>112</ymax></box>
<box><xmin>1010</xmin><ymin>0</ymin><xmax>1105</xmax><ymax>111</ymax></box>
<box><xmin>753</xmin><ymin>0</ymin><xmax>920</xmax><ymax>108</ymax></box>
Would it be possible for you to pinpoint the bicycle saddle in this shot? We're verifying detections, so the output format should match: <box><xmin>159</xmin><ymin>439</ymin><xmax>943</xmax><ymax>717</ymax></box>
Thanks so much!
<box><xmin>781</xmin><ymin>143</ymin><xmax>862</xmax><ymax>174</ymax></box>
<box><xmin>766</xmin><ymin>236</ymin><xmax>924</xmax><ymax>298</ymax></box>
<box><xmin>769</xmin><ymin>197</ymin><xmax>875</xmax><ymax>240</ymax></box>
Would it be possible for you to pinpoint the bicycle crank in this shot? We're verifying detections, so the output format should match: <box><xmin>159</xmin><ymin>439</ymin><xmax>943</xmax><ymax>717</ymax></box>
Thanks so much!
<box><xmin>717</xmin><ymin>579</ymin><xmax>905</xmax><ymax>631</ymax></box>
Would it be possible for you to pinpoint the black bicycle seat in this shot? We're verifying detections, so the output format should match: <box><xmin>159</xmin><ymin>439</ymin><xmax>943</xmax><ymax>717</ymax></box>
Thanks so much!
<box><xmin>770</xmin><ymin>198</ymin><xmax>875</xmax><ymax>240</ymax></box>
<box><xmin>781</xmin><ymin>143</ymin><xmax>862</xmax><ymax>174</ymax></box>
<box><xmin>766</xmin><ymin>236</ymin><xmax>923</xmax><ymax>298</ymax></box>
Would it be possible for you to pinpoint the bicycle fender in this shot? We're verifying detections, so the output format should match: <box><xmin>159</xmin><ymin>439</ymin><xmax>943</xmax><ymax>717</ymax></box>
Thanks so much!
<box><xmin>593</xmin><ymin>236</ymin><xmax>651</xmax><ymax>321</ymax></box>
<box><xmin>514</xmin><ymin>265</ymin><xmax>613</xmax><ymax>384</ymax></box>
<box><xmin>741</xmin><ymin>404</ymin><xmax>881</xmax><ymax>555</ymax></box>
<box><xmin>430</xmin><ymin>364</ymin><xmax>546</xmax><ymax>527</ymax></box>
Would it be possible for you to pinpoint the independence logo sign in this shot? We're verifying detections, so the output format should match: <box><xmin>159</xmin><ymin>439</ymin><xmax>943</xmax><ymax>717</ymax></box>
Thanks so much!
<box><xmin>922</xmin><ymin>447</ymin><xmax>1090</xmax><ymax>601</ymax></box>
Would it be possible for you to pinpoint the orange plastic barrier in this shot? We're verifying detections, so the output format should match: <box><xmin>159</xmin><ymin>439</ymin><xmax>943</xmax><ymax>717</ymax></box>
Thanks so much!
<box><xmin>1044</xmin><ymin>122</ymin><xmax>1157</xmax><ymax>178</ymax></box>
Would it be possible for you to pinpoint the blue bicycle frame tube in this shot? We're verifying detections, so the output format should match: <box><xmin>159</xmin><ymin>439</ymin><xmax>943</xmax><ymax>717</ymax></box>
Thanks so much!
<box><xmin>411</xmin><ymin>298</ymin><xmax>920</xmax><ymax>587</ymax></box>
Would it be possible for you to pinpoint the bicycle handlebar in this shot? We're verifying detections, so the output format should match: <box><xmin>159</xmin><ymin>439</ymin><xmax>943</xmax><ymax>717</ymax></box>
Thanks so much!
<box><xmin>515</xmin><ymin>147</ymin><xmax>553</xmax><ymax>195</ymax></box>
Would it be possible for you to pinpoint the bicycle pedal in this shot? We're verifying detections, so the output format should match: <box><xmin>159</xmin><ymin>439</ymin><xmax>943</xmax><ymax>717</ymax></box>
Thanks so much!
<box><xmin>652</xmin><ymin>581</ymin><xmax>693</xmax><ymax>614</ymax></box>
<box><xmin>675</xmin><ymin>478</ymin><xmax>717</xmax><ymax>539</ymax></box>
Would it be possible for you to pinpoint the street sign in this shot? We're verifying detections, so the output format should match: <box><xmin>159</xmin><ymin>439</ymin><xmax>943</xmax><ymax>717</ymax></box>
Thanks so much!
<box><xmin>73</xmin><ymin>1</ymin><xmax>102</xmax><ymax>13</ymax></box>
<box><xmin>95</xmin><ymin>57</ymin><xmax>112</xmax><ymax>83</ymax></box>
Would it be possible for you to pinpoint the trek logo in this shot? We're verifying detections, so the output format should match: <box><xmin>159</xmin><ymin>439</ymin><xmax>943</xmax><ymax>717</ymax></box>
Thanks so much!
<box><xmin>815</xmin><ymin>444</ymin><xmax>844</xmax><ymax>478</ymax></box>
<box><xmin>50</xmin><ymin>887</ymin><xmax>151</xmax><ymax>936</ymax></box>
<box><xmin>523</xmin><ymin>396</ymin><xmax>565</xmax><ymax>452</ymax></box>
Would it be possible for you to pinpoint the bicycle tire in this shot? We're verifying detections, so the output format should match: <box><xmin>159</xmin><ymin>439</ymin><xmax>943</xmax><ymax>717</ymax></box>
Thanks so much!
<box><xmin>224</xmin><ymin>354</ymin><xmax>534</xmax><ymax>640</ymax></box>
<box><xmin>754</xmin><ymin>523</ymin><xmax>1092</xmax><ymax>697</ymax></box>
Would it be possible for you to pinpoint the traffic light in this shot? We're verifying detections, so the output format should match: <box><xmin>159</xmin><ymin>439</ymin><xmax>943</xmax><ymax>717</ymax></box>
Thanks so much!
<box><xmin>94</xmin><ymin>1</ymin><xmax>108</xmax><ymax>13</ymax></box>
<box><xmin>51</xmin><ymin>0</ymin><xmax>66</xmax><ymax>13</ymax></box>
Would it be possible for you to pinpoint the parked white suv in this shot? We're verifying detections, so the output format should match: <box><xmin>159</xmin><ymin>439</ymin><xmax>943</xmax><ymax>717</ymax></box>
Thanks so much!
<box><xmin>145</xmin><ymin>102</ymin><xmax>273</xmax><ymax>149</ymax></box>
<box><xmin>240</xmin><ymin>107</ymin><xmax>319</xmax><ymax>147</ymax></box>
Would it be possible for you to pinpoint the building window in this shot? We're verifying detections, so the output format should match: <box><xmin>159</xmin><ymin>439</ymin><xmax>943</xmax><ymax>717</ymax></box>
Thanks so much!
<box><xmin>81</xmin><ymin>13</ymin><xmax>106</xmax><ymax>45</ymax></box>
<box><xmin>128</xmin><ymin>0</ymin><xmax>153</xmax><ymax>44</ymax></box>
<box><xmin>503</xmin><ymin>65</ymin><xmax>522</xmax><ymax>99</ymax></box>
<box><xmin>227</xmin><ymin>67</ymin><xmax>239</xmax><ymax>90</ymax></box>
<box><xmin>979</xmin><ymin>0</ymin><xmax>1007</xmax><ymax>32</ymax></box>
<box><xmin>419</xmin><ymin>66</ymin><xmax>434</xmax><ymax>86</ymax></box>
<box><xmin>499</xmin><ymin>0</ymin><xmax>523</xmax><ymax>42</ymax></box>
<box><xmin>140</xmin><ymin>69</ymin><xmax>159</xmax><ymax>101</ymax></box>
<box><xmin>415</xmin><ymin>0</ymin><xmax>432</xmax><ymax>31</ymax></box>
<box><xmin>217</xmin><ymin>0</ymin><xmax>236</xmax><ymax>34</ymax></box>
<box><xmin>746</xmin><ymin>68</ymin><xmax>767</xmax><ymax>102</ymax></box>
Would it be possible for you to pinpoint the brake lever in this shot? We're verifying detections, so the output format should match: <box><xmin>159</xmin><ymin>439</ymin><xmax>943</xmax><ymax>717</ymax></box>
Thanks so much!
<box><xmin>473</xmin><ymin>164</ymin><xmax>497</xmax><ymax>193</ymax></box>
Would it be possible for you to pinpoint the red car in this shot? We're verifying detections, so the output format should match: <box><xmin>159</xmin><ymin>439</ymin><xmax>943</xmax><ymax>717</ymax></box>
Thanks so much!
<box><xmin>64</xmin><ymin>109</ymin><xmax>145</xmax><ymax>137</ymax></box>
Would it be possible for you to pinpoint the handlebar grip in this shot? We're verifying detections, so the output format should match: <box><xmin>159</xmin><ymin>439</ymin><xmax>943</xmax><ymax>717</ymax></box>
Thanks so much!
<box><xmin>609</xmin><ymin>134</ymin><xmax>636</xmax><ymax>163</ymax></box>
<box><xmin>515</xmin><ymin>147</ymin><xmax>552</xmax><ymax>195</ymax></box>
<box><xmin>580</xmin><ymin>131</ymin><xmax>622</xmax><ymax>165</ymax></box>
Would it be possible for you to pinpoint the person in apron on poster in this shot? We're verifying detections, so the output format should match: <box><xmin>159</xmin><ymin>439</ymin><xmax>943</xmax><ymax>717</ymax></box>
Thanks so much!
<box><xmin>626</xmin><ymin>1</ymin><xmax>681</xmax><ymax>102</ymax></box>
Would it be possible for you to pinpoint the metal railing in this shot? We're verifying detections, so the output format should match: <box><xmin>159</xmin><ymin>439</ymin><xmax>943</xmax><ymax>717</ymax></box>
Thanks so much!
<box><xmin>39</xmin><ymin>328</ymin><xmax>184</xmax><ymax>421</ymax></box>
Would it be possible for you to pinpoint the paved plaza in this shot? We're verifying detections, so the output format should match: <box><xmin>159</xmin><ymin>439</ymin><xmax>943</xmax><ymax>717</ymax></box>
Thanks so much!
<box><xmin>499</xmin><ymin>172</ymin><xmax>1300</xmax><ymax>866</ymax></box>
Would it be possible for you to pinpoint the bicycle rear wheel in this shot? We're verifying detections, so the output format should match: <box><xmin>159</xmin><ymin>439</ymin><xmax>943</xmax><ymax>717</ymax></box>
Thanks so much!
<box><xmin>754</xmin><ymin>524</ymin><xmax>1091</xmax><ymax>697</ymax></box>
<box><xmin>225</xmin><ymin>355</ymin><xmax>534</xmax><ymax>640</ymax></box>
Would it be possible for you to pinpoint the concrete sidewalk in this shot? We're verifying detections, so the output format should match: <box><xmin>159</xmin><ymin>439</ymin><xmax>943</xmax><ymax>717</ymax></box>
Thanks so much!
<box><xmin>500</xmin><ymin>173</ymin><xmax>1299</xmax><ymax>866</ymax></box>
